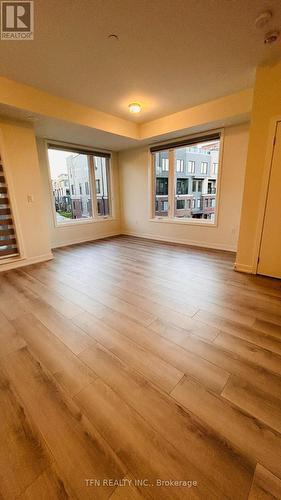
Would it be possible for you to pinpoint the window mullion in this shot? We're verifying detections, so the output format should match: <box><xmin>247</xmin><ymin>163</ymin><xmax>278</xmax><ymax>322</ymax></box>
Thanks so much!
<box><xmin>151</xmin><ymin>154</ymin><xmax>156</xmax><ymax>218</ymax></box>
<box><xmin>168</xmin><ymin>149</ymin><xmax>174</xmax><ymax>218</ymax></box>
<box><xmin>88</xmin><ymin>155</ymin><xmax>98</xmax><ymax>217</ymax></box>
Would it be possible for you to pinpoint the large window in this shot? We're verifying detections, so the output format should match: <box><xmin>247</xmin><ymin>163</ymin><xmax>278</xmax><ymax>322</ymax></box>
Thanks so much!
<box><xmin>48</xmin><ymin>145</ymin><xmax>111</xmax><ymax>224</ymax></box>
<box><xmin>151</xmin><ymin>133</ymin><xmax>221</xmax><ymax>223</ymax></box>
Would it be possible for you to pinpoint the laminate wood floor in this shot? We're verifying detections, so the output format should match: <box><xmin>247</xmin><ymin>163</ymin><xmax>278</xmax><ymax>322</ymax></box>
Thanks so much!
<box><xmin>0</xmin><ymin>236</ymin><xmax>281</xmax><ymax>499</ymax></box>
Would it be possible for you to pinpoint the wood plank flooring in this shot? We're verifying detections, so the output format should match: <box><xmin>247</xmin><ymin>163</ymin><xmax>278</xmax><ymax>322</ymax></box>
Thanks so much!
<box><xmin>0</xmin><ymin>235</ymin><xmax>281</xmax><ymax>499</ymax></box>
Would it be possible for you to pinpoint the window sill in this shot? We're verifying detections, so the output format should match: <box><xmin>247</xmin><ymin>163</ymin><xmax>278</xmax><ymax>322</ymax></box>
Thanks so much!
<box><xmin>54</xmin><ymin>216</ymin><xmax>117</xmax><ymax>229</ymax></box>
<box><xmin>0</xmin><ymin>253</ymin><xmax>22</xmax><ymax>265</ymax></box>
<box><xmin>149</xmin><ymin>217</ymin><xmax>217</xmax><ymax>228</ymax></box>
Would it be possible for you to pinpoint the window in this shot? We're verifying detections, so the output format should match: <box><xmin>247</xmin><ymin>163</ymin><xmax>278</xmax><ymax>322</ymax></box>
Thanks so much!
<box><xmin>201</xmin><ymin>162</ymin><xmax>208</xmax><ymax>174</ymax></box>
<box><xmin>176</xmin><ymin>159</ymin><xmax>184</xmax><ymax>172</ymax></box>
<box><xmin>48</xmin><ymin>146</ymin><xmax>111</xmax><ymax>224</ymax></box>
<box><xmin>176</xmin><ymin>178</ymin><xmax>189</xmax><ymax>195</ymax></box>
<box><xmin>96</xmin><ymin>179</ymin><xmax>100</xmax><ymax>194</ymax></box>
<box><xmin>176</xmin><ymin>199</ymin><xmax>185</xmax><ymax>210</ymax></box>
<box><xmin>208</xmin><ymin>181</ymin><xmax>216</xmax><ymax>194</ymax></box>
<box><xmin>151</xmin><ymin>134</ymin><xmax>221</xmax><ymax>223</ymax></box>
<box><xmin>162</xmin><ymin>201</ymin><xmax>169</xmax><ymax>212</ymax></box>
<box><xmin>187</xmin><ymin>161</ymin><xmax>195</xmax><ymax>173</ymax></box>
<box><xmin>156</xmin><ymin>178</ymin><xmax>168</xmax><ymax>195</ymax></box>
<box><xmin>162</xmin><ymin>158</ymin><xmax>169</xmax><ymax>171</ymax></box>
<box><xmin>192</xmin><ymin>179</ymin><xmax>202</xmax><ymax>192</ymax></box>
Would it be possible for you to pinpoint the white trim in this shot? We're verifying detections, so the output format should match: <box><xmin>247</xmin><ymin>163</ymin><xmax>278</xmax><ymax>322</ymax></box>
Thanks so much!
<box><xmin>51</xmin><ymin>230</ymin><xmax>121</xmax><ymax>249</ymax></box>
<box><xmin>52</xmin><ymin>216</ymin><xmax>117</xmax><ymax>229</ymax></box>
<box><xmin>234</xmin><ymin>262</ymin><xmax>255</xmax><ymax>274</ymax></box>
<box><xmin>148</xmin><ymin>217</ymin><xmax>217</xmax><ymax>227</ymax></box>
<box><xmin>0</xmin><ymin>252</ymin><xmax>54</xmax><ymax>272</ymax></box>
<box><xmin>122</xmin><ymin>231</ymin><xmax>236</xmax><ymax>252</ymax></box>
<box><xmin>254</xmin><ymin>117</ymin><xmax>281</xmax><ymax>275</ymax></box>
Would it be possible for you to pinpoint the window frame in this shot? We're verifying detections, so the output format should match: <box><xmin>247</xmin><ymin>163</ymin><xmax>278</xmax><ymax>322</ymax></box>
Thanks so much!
<box><xmin>149</xmin><ymin>129</ymin><xmax>224</xmax><ymax>227</ymax></box>
<box><xmin>45</xmin><ymin>140</ymin><xmax>113</xmax><ymax>228</ymax></box>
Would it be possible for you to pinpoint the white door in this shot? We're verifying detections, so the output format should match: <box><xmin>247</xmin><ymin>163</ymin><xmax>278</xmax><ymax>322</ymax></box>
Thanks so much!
<box><xmin>258</xmin><ymin>121</ymin><xmax>281</xmax><ymax>279</ymax></box>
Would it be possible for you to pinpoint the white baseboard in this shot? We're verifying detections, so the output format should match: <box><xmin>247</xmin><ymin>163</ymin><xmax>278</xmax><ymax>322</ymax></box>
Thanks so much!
<box><xmin>0</xmin><ymin>252</ymin><xmax>54</xmax><ymax>272</ymax></box>
<box><xmin>122</xmin><ymin>231</ymin><xmax>236</xmax><ymax>253</ymax></box>
<box><xmin>234</xmin><ymin>262</ymin><xmax>256</xmax><ymax>274</ymax></box>
<box><xmin>51</xmin><ymin>231</ymin><xmax>121</xmax><ymax>249</ymax></box>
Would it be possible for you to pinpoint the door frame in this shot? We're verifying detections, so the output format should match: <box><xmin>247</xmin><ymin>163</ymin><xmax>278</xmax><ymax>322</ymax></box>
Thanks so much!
<box><xmin>254</xmin><ymin>116</ymin><xmax>281</xmax><ymax>274</ymax></box>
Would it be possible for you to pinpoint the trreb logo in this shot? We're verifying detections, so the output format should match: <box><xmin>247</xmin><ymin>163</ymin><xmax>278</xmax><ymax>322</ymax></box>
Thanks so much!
<box><xmin>1</xmin><ymin>1</ymin><xmax>34</xmax><ymax>39</ymax></box>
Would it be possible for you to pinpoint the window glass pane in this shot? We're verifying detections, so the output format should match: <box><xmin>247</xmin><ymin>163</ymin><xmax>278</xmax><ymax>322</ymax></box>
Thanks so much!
<box><xmin>173</xmin><ymin>138</ymin><xmax>220</xmax><ymax>221</ymax></box>
<box><xmin>48</xmin><ymin>148</ymin><xmax>92</xmax><ymax>224</ymax></box>
<box><xmin>176</xmin><ymin>178</ymin><xmax>189</xmax><ymax>194</ymax></box>
<box><xmin>154</xmin><ymin>151</ymin><xmax>169</xmax><ymax>217</ymax></box>
<box><xmin>176</xmin><ymin>199</ymin><xmax>185</xmax><ymax>209</ymax></box>
<box><xmin>94</xmin><ymin>156</ymin><xmax>110</xmax><ymax>216</ymax></box>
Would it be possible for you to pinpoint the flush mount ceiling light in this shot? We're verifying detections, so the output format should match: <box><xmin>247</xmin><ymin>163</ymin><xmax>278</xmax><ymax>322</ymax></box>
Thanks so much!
<box><xmin>107</xmin><ymin>34</ymin><xmax>119</xmax><ymax>41</ymax></box>
<box><xmin>129</xmin><ymin>102</ymin><xmax>142</xmax><ymax>114</ymax></box>
<box><xmin>264</xmin><ymin>30</ymin><xmax>280</xmax><ymax>44</ymax></box>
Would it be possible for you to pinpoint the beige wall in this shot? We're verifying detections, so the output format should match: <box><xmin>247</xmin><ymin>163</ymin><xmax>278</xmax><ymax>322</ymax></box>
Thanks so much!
<box><xmin>0</xmin><ymin>118</ymin><xmax>249</xmax><ymax>273</ymax></box>
<box><xmin>37</xmin><ymin>139</ymin><xmax>121</xmax><ymax>248</ymax></box>
<box><xmin>0</xmin><ymin>119</ymin><xmax>52</xmax><ymax>270</ymax></box>
<box><xmin>236</xmin><ymin>61</ymin><xmax>281</xmax><ymax>272</ymax></box>
<box><xmin>118</xmin><ymin>123</ymin><xmax>249</xmax><ymax>252</ymax></box>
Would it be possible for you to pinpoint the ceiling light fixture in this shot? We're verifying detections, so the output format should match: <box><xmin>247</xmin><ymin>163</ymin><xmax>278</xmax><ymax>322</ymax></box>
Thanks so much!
<box><xmin>264</xmin><ymin>30</ymin><xmax>280</xmax><ymax>44</ymax></box>
<box><xmin>129</xmin><ymin>102</ymin><xmax>142</xmax><ymax>113</ymax></box>
<box><xmin>108</xmin><ymin>34</ymin><xmax>119</xmax><ymax>41</ymax></box>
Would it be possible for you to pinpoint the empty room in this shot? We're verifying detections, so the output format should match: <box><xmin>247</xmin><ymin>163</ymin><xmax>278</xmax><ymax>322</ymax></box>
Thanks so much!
<box><xmin>0</xmin><ymin>0</ymin><xmax>281</xmax><ymax>498</ymax></box>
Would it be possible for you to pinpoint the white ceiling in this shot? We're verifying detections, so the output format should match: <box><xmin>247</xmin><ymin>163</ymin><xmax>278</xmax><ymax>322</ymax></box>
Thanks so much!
<box><xmin>0</xmin><ymin>0</ymin><xmax>281</xmax><ymax>123</ymax></box>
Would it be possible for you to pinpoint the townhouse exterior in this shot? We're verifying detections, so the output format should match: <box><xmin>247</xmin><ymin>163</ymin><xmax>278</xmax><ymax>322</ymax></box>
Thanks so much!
<box><xmin>154</xmin><ymin>141</ymin><xmax>219</xmax><ymax>220</ymax></box>
<box><xmin>52</xmin><ymin>154</ymin><xmax>109</xmax><ymax>219</ymax></box>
